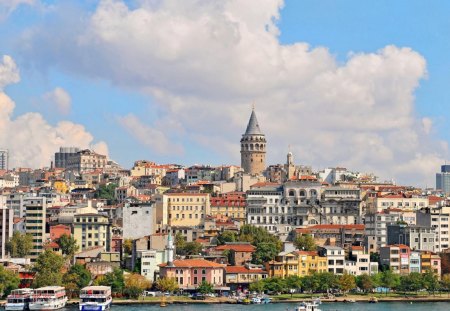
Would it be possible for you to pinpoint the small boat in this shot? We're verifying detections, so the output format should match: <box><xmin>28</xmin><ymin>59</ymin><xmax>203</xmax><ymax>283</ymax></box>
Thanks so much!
<box><xmin>261</xmin><ymin>297</ymin><xmax>272</xmax><ymax>304</ymax></box>
<box><xmin>251</xmin><ymin>297</ymin><xmax>261</xmax><ymax>304</ymax></box>
<box><xmin>5</xmin><ymin>289</ymin><xmax>34</xmax><ymax>311</ymax></box>
<box><xmin>29</xmin><ymin>286</ymin><xmax>67</xmax><ymax>310</ymax></box>
<box><xmin>240</xmin><ymin>298</ymin><xmax>251</xmax><ymax>305</ymax></box>
<box><xmin>294</xmin><ymin>301</ymin><xmax>321</xmax><ymax>311</ymax></box>
<box><xmin>79</xmin><ymin>286</ymin><xmax>112</xmax><ymax>311</ymax></box>
<box><xmin>343</xmin><ymin>299</ymin><xmax>356</xmax><ymax>303</ymax></box>
<box><xmin>369</xmin><ymin>297</ymin><xmax>378</xmax><ymax>303</ymax></box>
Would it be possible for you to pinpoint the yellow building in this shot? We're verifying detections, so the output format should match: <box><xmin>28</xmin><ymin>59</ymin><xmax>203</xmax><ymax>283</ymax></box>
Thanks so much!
<box><xmin>162</xmin><ymin>193</ymin><xmax>210</xmax><ymax>227</ymax></box>
<box><xmin>210</xmin><ymin>192</ymin><xmax>246</xmax><ymax>225</ymax></box>
<box><xmin>73</xmin><ymin>213</ymin><xmax>112</xmax><ymax>252</ymax></box>
<box><xmin>52</xmin><ymin>180</ymin><xmax>68</xmax><ymax>194</ymax></box>
<box><xmin>266</xmin><ymin>251</ymin><xmax>327</xmax><ymax>278</ymax></box>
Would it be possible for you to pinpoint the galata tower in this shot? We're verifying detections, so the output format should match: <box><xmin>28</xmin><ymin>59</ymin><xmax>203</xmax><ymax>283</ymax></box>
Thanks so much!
<box><xmin>240</xmin><ymin>108</ymin><xmax>266</xmax><ymax>174</ymax></box>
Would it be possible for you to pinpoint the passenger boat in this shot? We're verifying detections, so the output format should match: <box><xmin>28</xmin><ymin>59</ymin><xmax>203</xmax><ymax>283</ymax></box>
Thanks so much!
<box><xmin>79</xmin><ymin>286</ymin><xmax>112</xmax><ymax>311</ymax></box>
<box><xmin>5</xmin><ymin>289</ymin><xmax>34</xmax><ymax>311</ymax></box>
<box><xmin>29</xmin><ymin>286</ymin><xmax>67</xmax><ymax>310</ymax></box>
<box><xmin>294</xmin><ymin>301</ymin><xmax>321</xmax><ymax>311</ymax></box>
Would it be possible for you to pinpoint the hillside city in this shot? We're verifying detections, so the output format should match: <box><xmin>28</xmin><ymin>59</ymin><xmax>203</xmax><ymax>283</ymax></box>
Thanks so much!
<box><xmin>0</xmin><ymin>108</ymin><xmax>450</xmax><ymax>300</ymax></box>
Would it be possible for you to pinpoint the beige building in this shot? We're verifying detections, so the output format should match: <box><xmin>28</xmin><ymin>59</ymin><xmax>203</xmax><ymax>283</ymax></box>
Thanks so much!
<box><xmin>24</xmin><ymin>197</ymin><xmax>47</xmax><ymax>260</ymax></box>
<box><xmin>66</xmin><ymin>149</ymin><xmax>107</xmax><ymax>173</ymax></box>
<box><xmin>240</xmin><ymin>109</ymin><xmax>266</xmax><ymax>175</ymax></box>
<box><xmin>162</xmin><ymin>193</ymin><xmax>210</xmax><ymax>228</ymax></box>
<box><xmin>73</xmin><ymin>213</ymin><xmax>112</xmax><ymax>252</ymax></box>
<box><xmin>368</xmin><ymin>193</ymin><xmax>428</xmax><ymax>213</ymax></box>
<box><xmin>210</xmin><ymin>192</ymin><xmax>246</xmax><ymax>224</ymax></box>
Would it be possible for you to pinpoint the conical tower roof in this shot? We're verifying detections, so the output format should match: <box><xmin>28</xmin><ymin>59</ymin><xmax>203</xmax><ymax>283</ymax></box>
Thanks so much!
<box><xmin>245</xmin><ymin>109</ymin><xmax>262</xmax><ymax>135</ymax></box>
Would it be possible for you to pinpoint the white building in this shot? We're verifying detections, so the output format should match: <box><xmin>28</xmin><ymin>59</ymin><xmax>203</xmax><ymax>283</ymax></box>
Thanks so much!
<box><xmin>122</xmin><ymin>201</ymin><xmax>156</xmax><ymax>240</ymax></box>
<box><xmin>318</xmin><ymin>246</ymin><xmax>345</xmax><ymax>275</ymax></box>
<box><xmin>139</xmin><ymin>249</ymin><xmax>166</xmax><ymax>282</ymax></box>
<box><xmin>344</xmin><ymin>246</ymin><xmax>378</xmax><ymax>276</ymax></box>
<box><xmin>0</xmin><ymin>199</ymin><xmax>14</xmax><ymax>259</ymax></box>
<box><xmin>321</xmin><ymin>187</ymin><xmax>362</xmax><ymax>225</ymax></box>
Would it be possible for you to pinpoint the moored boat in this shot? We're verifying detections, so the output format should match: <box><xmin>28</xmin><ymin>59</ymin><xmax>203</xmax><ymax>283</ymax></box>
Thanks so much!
<box><xmin>79</xmin><ymin>286</ymin><xmax>112</xmax><ymax>311</ymax></box>
<box><xmin>294</xmin><ymin>301</ymin><xmax>321</xmax><ymax>311</ymax></box>
<box><xmin>29</xmin><ymin>286</ymin><xmax>67</xmax><ymax>310</ymax></box>
<box><xmin>5</xmin><ymin>289</ymin><xmax>34</xmax><ymax>311</ymax></box>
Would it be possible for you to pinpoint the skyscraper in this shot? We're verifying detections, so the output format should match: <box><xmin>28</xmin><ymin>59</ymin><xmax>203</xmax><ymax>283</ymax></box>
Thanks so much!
<box><xmin>436</xmin><ymin>164</ymin><xmax>450</xmax><ymax>194</ymax></box>
<box><xmin>54</xmin><ymin>147</ymin><xmax>80</xmax><ymax>169</ymax></box>
<box><xmin>240</xmin><ymin>108</ymin><xmax>266</xmax><ymax>175</ymax></box>
<box><xmin>0</xmin><ymin>149</ymin><xmax>8</xmax><ymax>170</ymax></box>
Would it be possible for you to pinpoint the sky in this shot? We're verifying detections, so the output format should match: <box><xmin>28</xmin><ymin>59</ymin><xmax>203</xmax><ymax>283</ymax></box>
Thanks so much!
<box><xmin>1</xmin><ymin>0</ymin><xmax>450</xmax><ymax>187</ymax></box>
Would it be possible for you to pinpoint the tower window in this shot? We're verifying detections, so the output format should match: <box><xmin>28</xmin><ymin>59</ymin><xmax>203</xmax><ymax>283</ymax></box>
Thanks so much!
<box><xmin>261</xmin><ymin>159</ymin><xmax>263</xmax><ymax>162</ymax></box>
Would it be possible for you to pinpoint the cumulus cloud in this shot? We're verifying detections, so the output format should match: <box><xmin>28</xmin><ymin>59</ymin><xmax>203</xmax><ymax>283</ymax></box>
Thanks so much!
<box><xmin>43</xmin><ymin>87</ymin><xmax>71</xmax><ymax>115</ymax></box>
<box><xmin>117</xmin><ymin>114</ymin><xmax>183</xmax><ymax>155</ymax></box>
<box><xmin>0</xmin><ymin>54</ymin><xmax>108</xmax><ymax>168</ymax></box>
<box><xmin>16</xmin><ymin>0</ymin><xmax>449</xmax><ymax>186</ymax></box>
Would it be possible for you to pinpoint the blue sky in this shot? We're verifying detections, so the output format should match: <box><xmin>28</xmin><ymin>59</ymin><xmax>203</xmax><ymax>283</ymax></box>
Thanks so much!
<box><xmin>1</xmin><ymin>0</ymin><xmax>449</xmax><ymax>186</ymax></box>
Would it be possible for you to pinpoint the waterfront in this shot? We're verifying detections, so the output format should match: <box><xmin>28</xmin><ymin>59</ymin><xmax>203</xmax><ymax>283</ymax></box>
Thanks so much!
<box><xmin>52</xmin><ymin>302</ymin><xmax>450</xmax><ymax>311</ymax></box>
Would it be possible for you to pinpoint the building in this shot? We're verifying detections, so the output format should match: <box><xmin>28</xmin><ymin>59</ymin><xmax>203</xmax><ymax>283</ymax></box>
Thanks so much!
<box><xmin>122</xmin><ymin>201</ymin><xmax>156</xmax><ymax>240</ymax></box>
<box><xmin>370</xmin><ymin>193</ymin><xmax>428</xmax><ymax>213</ymax></box>
<box><xmin>240</xmin><ymin>108</ymin><xmax>266</xmax><ymax>175</ymax></box>
<box><xmin>162</xmin><ymin>193</ymin><xmax>210</xmax><ymax>228</ymax></box>
<box><xmin>436</xmin><ymin>164</ymin><xmax>450</xmax><ymax>195</ymax></box>
<box><xmin>266</xmin><ymin>250</ymin><xmax>327</xmax><ymax>278</ymax></box>
<box><xmin>387</xmin><ymin>224</ymin><xmax>435</xmax><ymax>252</ymax></box>
<box><xmin>139</xmin><ymin>249</ymin><xmax>166</xmax><ymax>282</ymax></box>
<box><xmin>73</xmin><ymin>213</ymin><xmax>112</xmax><ymax>252</ymax></box>
<box><xmin>213</xmin><ymin>243</ymin><xmax>255</xmax><ymax>266</ymax></box>
<box><xmin>416</xmin><ymin>206</ymin><xmax>450</xmax><ymax>253</ymax></box>
<box><xmin>210</xmin><ymin>192</ymin><xmax>246</xmax><ymax>224</ymax></box>
<box><xmin>345</xmin><ymin>246</ymin><xmax>377</xmax><ymax>276</ymax></box>
<box><xmin>379</xmin><ymin>244</ymin><xmax>410</xmax><ymax>274</ymax></box>
<box><xmin>24</xmin><ymin>197</ymin><xmax>47</xmax><ymax>260</ymax></box>
<box><xmin>321</xmin><ymin>187</ymin><xmax>362</xmax><ymax>225</ymax></box>
<box><xmin>49</xmin><ymin>224</ymin><xmax>71</xmax><ymax>241</ymax></box>
<box><xmin>297</xmin><ymin>224</ymin><xmax>366</xmax><ymax>249</ymax></box>
<box><xmin>318</xmin><ymin>246</ymin><xmax>345</xmax><ymax>275</ymax></box>
<box><xmin>365</xmin><ymin>209</ymin><xmax>402</xmax><ymax>253</ymax></box>
<box><xmin>66</xmin><ymin>149</ymin><xmax>107</xmax><ymax>173</ymax></box>
<box><xmin>159</xmin><ymin>259</ymin><xmax>226</xmax><ymax>290</ymax></box>
<box><xmin>0</xmin><ymin>149</ymin><xmax>9</xmax><ymax>170</ymax></box>
<box><xmin>409</xmin><ymin>251</ymin><xmax>421</xmax><ymax>273</ymax></box>
<box><xmin>0</xmin><ymin>204</ymin><xmax>14</xmax><ymax>259</ymax></box>
<box><xmin>225</xmin><ymin>264</ymin><xmax>268</xmax><ymax>290</ymax></box>
<box><xmin>54</xmin><ymin>147</ymin><xmax>80</xmax><ymax>169</ymax></box>
<box><xmin>420</xmin><ymin>251</ymin><xmax>441</xmax><ymax>276</ymax></box>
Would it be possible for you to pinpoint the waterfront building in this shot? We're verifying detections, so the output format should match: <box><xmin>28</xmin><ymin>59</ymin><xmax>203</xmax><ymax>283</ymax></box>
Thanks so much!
<box><xmin>420</xmin><ymin>251</ymin><xmax>441</xmax><ymax>276</ymax></box>
<box><xmin>409</xmin><ymin>251</ymin><xmax>421</xmax><ymax>273</ymax></box>
<box><xmin>139</xmin><ymin>249</ymin><xmax>166</xmax><ymax>282</ymax></box>
<box><xmin>225</xmin><ymin>264</ymin><xmax>268</xmax><ymax>290</ymax></box>
<box><xmin>345</xmin><ymin>246</ymin><xmax>378</xmax><ymax>276</ymax></box>
<box><xmin>318</xmin><ymin>246</ymin><xmax>345</xmax><ymax>275</ymax></box>
<box><xmin>240</xmin><ymin>108</ymin><xmax>266</xmax><ymax>175</ymax></box>
<box><xmin>380</xmin><ymin>244</ymin><xmax>410</xmax><ymax>274</ymax></box>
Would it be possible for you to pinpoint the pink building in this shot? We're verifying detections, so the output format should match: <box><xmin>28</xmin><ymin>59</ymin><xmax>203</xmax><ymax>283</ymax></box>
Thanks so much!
<box><xmin>159</xmin><ymin>259</ymin><xmax>225</xmax><ymax>290</ymax></box>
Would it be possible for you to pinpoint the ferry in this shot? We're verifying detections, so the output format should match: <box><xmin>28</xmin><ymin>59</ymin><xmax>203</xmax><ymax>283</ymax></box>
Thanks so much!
<box><xmin>79</xmin><ymin>286</ymin><xmax>112</xmax><ymax>311</ymax></box>
<box><xmin>294</xmin><ymin>301</ymin><xmax>321</xmax><ymax>311</ymax></box>
<box><xmin>29</xmin><ymin>286</ymin><xmax>68</xmax><ymax>310</ymax></box>
<box><xmin>5</xmin><ymin>289</ymin><xmax>34</xmax><ymax>311</ymax></box>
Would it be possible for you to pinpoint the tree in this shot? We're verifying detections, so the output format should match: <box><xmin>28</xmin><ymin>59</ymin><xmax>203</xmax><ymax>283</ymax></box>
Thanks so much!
<box><xmin>64</xmin><ymin>264</ymin><xmax>91</xmax><ymax>290</ymax></box>
<box><xmin>6</xmin><ymin>232</ymin><xmax>33</xmax><ymax>258</ymax></box>
<box><xmin>423</xmin><ymin>269</ymin><xmax>439</xmax><ymax>295</ymax></box>
<box><xmin>156</xmin><ymin>277</ymin><xmax>179</xmax><ymax>294</ymax></box>
<box><xmin>399</xmin><ymin>272</ymin><xmax>422</xmax><ymax>294</ymax></box>
<box><xmin>175</xmin><ymin>233</ymin><xmax>186</xmax><ymax>256</ymax></box>
<box><xmin>262</xmin><ymin>277</ymin><xmax>286</xmax><ymax>294</ymax></box>
<box><xmin>293</xmin><ymin>234</ymin><xmax>316</xmax><ymax>251</ymax></box>
<box><xmin>441</xmin><ymin>274</ymin><xmax>450</xmax><ymax>297</ymax></box>
<box><xmin>197</xmin><ymin>281</ymin><xmax>214</xmax><ymax>295</ymax></box>
<box><xmin>62</xmin><ymin>273</ymin><xmax>80</xmax><ymax>299</ymax></box>
<box><xmin>33</xmin><ymin>250</ymin><xmax>65</xmax><ymax>288</ymax></box>
<box><xmin>285</xmin><ymin>275</ymin><xmax>302</xmax><ymax>297</ymax></box>
<box><xmin>381</xmin><ymin>269</ymin><xmax>400</xmax><ymax>293</ymax></box>
<box><xmin>302</xmin><ymin>274</ymin><xmax>320</xmax><ymax>293</ymax></box>
<box><xmin>124</xmin><ymin>273</ymin><xmax>151</xmax><ymax>299</ymax></box>
<box><xmin>123</xmin><ymin>239</ymin><xmax>133</xmax><ymax>255</ymax></box>
<box><xmin>95</xmin><ymin>183</ymin><xmax>118</xmax><ymax>204</ymax></box>
<box><xmin>216</xmin><ymin>231</ymin><xmax>237</xmax><ymax>245</ymax></box>
<box><xmin>317</xmin><ymin>272</ymin><xmax>339</xmax><ymax>293</ymax></box>
<box><xmin>57</xmin><ymin>234</ymin><xmax>79</xmax><ymax>258</ymax></box>
<box><xmin>356</xmin><ymin>274</ymin><xmax>375</xmax><ymax>293</ymax></box>
<box><xmin>0</xmin><ymin>265</ymin><xmax>20</xmax><ymax>297</ymax></box>
<box><xmin>339</xmin><ymin>273</ymin><xmax>356</xmax><ymax>295</ymax></box>
<box><xmin>249</xmin><ymin>280</ymin><xmax>265</xmax><ymax>293</ymax></box>
<box><xmin>94</xmin><ymin>268</ymin><xmax>125</xmax><ymax>294</ymax></box>
<box><xmin>252</xmin><ymin>242</ymin><xmax>279</xmax><ymax>265</ymax></box>
<box><xmin>183</xmin><ymin>242</ymin><xmax>203</xmax><ymax>256</ymax></box>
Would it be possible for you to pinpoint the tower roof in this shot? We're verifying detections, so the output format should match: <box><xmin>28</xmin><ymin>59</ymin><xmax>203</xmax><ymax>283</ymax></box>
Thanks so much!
<box><xmin>245</xmin><ymin>109</ymin><xmax>263</xmax><ymax>135</ymax></box>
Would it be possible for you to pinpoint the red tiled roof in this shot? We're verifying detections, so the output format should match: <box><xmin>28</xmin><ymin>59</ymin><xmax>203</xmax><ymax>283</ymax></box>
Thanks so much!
<box><xmin>215</xmin><ymin>244</ymin><xmax>256</xmax><ymax>252</ymax></box>
<box><xmin>351</xmin><ymin>246</ymin><xmax>364</xmax><ymax>251</ymax></box>
<box><xmin>225</xmin><ymin>266</ymin><xmax>266</xmax><ymax>274</ymax></box>
<box><xmin>159</xmin><ymin>259</ymin><xmax>225</xmax><ymax>268</ymax></box>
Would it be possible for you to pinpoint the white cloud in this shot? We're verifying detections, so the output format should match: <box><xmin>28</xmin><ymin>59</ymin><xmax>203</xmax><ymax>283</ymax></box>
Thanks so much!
<box><xmin>0</xmin><ymin>55</ymin><xmax>20</xmax><ymax>89</ymax></box>
<box><xmin>43</xmin><ymin>87</ymin><xmax>71</xmax><ymax>115</ymax></box>
<box><xmin>17</xmin><ymin>0</ymin><xmax>449</xmax><ymax>186</ymax></box>
<box><xmin>0</xmin><ymin>0</ymin><xmax>35</xmax><ymax>19</ymax></box>
<box><xmin>0</xmin><ymin>55</ymin><xmax>108</xmax><ymax>168</ymax></box>
<box><xmin>117</xmin><ymin>114</ymin><xmax>183</xmax><ymax>155</ymax></box>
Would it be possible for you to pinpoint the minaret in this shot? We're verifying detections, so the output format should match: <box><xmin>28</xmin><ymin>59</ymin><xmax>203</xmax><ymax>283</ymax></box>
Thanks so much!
<box><xmin>166</xmin><ymin>231</ymin><xmax>174</xmax><ymax>266</ymax></box>
<box><xmin>240</xmin><ymin>107</ymin><xmax>266</xmax><ymax>175</ymax></box>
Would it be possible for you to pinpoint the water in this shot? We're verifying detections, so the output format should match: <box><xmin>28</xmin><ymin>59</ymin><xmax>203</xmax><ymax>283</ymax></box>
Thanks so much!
<box><xmin>60</xmin><ymin>302</ymin><xmax>450</xmax><ymax>311</ymax></box>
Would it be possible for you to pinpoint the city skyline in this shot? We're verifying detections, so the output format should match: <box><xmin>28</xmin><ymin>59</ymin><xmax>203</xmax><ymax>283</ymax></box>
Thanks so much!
<box><xmin>2</xmin><ymin>0</ymin><xmax>450</xmax><ymax>187</ymax></box>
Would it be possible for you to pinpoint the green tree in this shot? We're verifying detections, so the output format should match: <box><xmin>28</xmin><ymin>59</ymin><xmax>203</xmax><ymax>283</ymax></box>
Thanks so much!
<box><xmin>302</xmin><ymin>274</ymin><xmax>320</xmax><ymax>293</ymax></box>
<box><xmin>175</xmin><ymin>233</ymin><xmax>186</xmax><ymax>255</ymax></box>
<box><xmin>262</xmin><ymin>277</ymin><xmax>286</xmax><ymax>294</ymax></box>
<box><xmin>317</xmin><ymin>272</ymin><xmax>339</xmax><ymax>293</ymax></box>
<box><xmin>183</xmin><ymin>242</ymin><xmax>203</xmax><ymax>256</ymax></box>
<box><xmin>249</xmin><ymin>280</ymin><xmax>265</xmax><ymax>293</ymax></box>
<box><xmin>216</xmin><ymin>231</ymin><xmax>237</xmax><ymax>245</ymax></box>
<box><xmin>293</xmin><ymin>234</ymin><xmax>316</xmax><ymax>251</ymax></box>
<box><xmin>156</xmin><ymin>277</ymin><xmax>179</xmax><ymax>294</ymax></box>
<box><xmin>339</xmin><ymin>273</ymin><xmax>356</xmax><ymax>295</ymax></box>
<box><xmin>6</xmin><ymin>232</ymin><xmax>33</xmax><ymax>258</ymax></box>
<box><xmin>94</xmin><ymin>268</ymin><xmax>125</xmax><ymax>294</ymax></box>
<box><xmin>57</xmin><ymin>234</ymin><xmax>79</xmax><ymax>258</ymax></box>
<box><xmin>0</xmin><ymin>265</ymin><xmax>20</xmax><ymax>297</ymax></box>
<box><xmin>380</xmin><ymin>269</ymin><xmax>400</xmax><ymax>294</ymax></box>
<box><xmin>252</xmin><ymin>242</ymin><xmax>279</xmax><ymax>265</ymax></box>
<box><xmin>33</xmin><ymin>250</ymin><xmax>65</xmax><ymax>288</ymax></box>
<box><xmin>423</xmin><ymin>269</ymin><xmax>439</xmax><ymax>295</ymax></box>
<box><xmin>197</xmin><ymin>281</ymin><xmax>214</xmax><ymax>295</ymax></box>
<box><xmin>356</xmin><ymin>274</ymin><xmax>375</xmax><ymax>293</ymax></box>
<box><xmin>285</xmin><ymin>275</ymin><xmax>302</xmax><ymax>297</ymax></box>
<box><xmin>65</xmin><ymin>264</ymin><xmax>91</xmax><ymax>289</ymax></box>
<box><xmin>95</xmin><ymin>183</ymin><xmax>118</xmax><ymax>204</ymax></box>
<box><xmin>124</xmin><ymin>273</ymin><xmax>151</xmax><ymax>299</ymax></box>
<box><xmin>441</xmin><ymin>274</ymin><xmax>450</xmax><ymax>297</ymax></box>
<box><xmin>62</xmin><ymin>273</ymin><xmax>80</xmax><ymax>299</ymax></box>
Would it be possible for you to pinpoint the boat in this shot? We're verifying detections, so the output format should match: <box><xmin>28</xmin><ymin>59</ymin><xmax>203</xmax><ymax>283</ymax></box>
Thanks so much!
<box><xmin>29</xmin><ymin>286</ymin><xmax>67</xmax><ymax>310</ymax></box>
<box><xmin>343</xmin><ymin>298</ymin><xmax>356</xmax><ymax>303</ymax></box>
<box><xmin>261</xmin><ymin>297</ymin><xmax>272</xmax><ymax>304</ymax></box>
<box><xmin>5</xmin><ymin>289</ymin><xmax>34</xmax><ymax>311</ymax></box>
<box><xmin>294</xmin><ymin>301</ymin><xmax>321</xmax><ymax>311</ymax></box>
<box><xmin>79</xmin><ymin>286</ymin><xmax>112</xmax><ymax>311</ymax></box>
<box><xmin>251</xmin><ymin>297</ymin><xmax>261</xmax><ymax>304</ymax></box>
<box><xmin>369</xmin><ymin>297</ymin><xmax>378</xmax><ymax>303</ymax></box>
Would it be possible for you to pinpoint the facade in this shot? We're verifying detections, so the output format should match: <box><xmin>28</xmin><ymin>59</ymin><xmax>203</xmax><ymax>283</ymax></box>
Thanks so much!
<box><xmin>345</xmin><ymin>246</ymin><xmax>377</xmax><ymax>276</ymax></box>
<box><xmin>73</xmin><ymin>213</ymin><xmax>112</xmax><ymax>252</ymax></box>
<box><xmin>297</xmin><ymin>224</ymin><xmax>365</xmax><ymax>249</ymax></box>
<box><xmin>139</xmin><ymin>249</ymin><xmax>166</xmax><ymax>282</ymax></box>
<box><xmin>318</xmin><ymin>246</ymin><xmax>345</xmax><ymax>274</ymax></box>
<box><xmin>416</xmin><ymin>206</ymin><xmax>450</xmax><ymax>253</ymax></box>
<box><xmin>159</xmin><ymin>259</ymin><xmax>226</xmax><ymax>290</ymax></box>
<box><xmin>210</xmin><ymin>192</ymin><xmax>246</xmax><ymax>224</ymax></box>
<box><xmin>265</xmin><ymin>250</ymin><xmax>328</xmax><ymax>278</ymax></box>
<box><xmin>122</xmin><ymin>201</ymin><xmax>156</xmax><ymax>239</ymax></box>
<box><xmin>370</xmin><ymin>194</ymin><xmax>428</xmax><ymax>213</ymax></box>
<box><xmin>225</xmin><ymin>264</ymin><xmax>268</xmax><ymax>290</ymax></box>
<box><xmin>409</xmin><ymin>251</ymin><xmax>421</xmax><ymax>273</ymax></box>
<box><xmin>54</xmin><ymin>147</ymin><xmax>80</xmax><ymax>169</ymax></box>
<box><xmin>0</xmin><ymin>149</ymin><xmax>8</xmax><ymax>170</ymax></box>
<box><xmin>321</xmin><ymin>187</ymin><xmax>362</xmax><ymax>225</ymax></box>
<box><xmin>379</xmin><ymin>244</ymin><xmax>411</xmax><ymax>274</ymax></box>
<box><xmin>213</xmin><ymin>243</ymin><xmax>255</xmax><ymax>266</ymax></box>
<box><xmin>66</xmin><ymin>149</ymin><xmax>107</xmax><ymax>173</ymax></box>
<box><xmin>387</xmin><ymin>224</ymin><xmax>435</xmax><ymax>251</ymax></box>
<box><xmin>365</xmin><ymin>209</ymin><xmax>402</xmax><ymax>253</ymax></box>
<box><xmin>24</xmin><ymin>197</ymin><xmax>47</xmax><ymax>260</ymax></box>
<box><xmin>420</xmin><ymin>251</ymin><xmax>441</xmax><ymax>276</ymax></box>
<box><xmin>436</xmin><ymin>165</ymin><xmax>450</xmax><ymax>195</ymax></box>
<box><xmin>240</xmin><ymin>109</ymin><xmax>266</xmax><ymax>175</ymax></box>
<box><xmin>162</xmin><ymin>193</ymin><xmax>210</xmax><ymax>228</ymax></box>
<box><xmin>0</xmin><ymin>204</ymin><xmax>14</xmax><ymax>259</ymax></box>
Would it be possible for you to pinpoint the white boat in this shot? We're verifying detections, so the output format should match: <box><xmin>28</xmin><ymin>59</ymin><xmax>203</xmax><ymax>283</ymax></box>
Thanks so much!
<box><xmin>5</xmin><ymin>289</ymin><xmax>34</xmax><ymax>311</ymax></box>
<box><xmin>29</xmin><ymin>286</ymin><xmax>68</xmax><ymax>310</ymax></box>
<box><xmin>79</xmin><ymin>286</ymin><xmax>112</xmax><ymax>311</ymax></box>
<box><xmin>294</xmin><ymin>301</ymin><xmax>322</xmax><ymax>311</ymax></box>
<box><xmin>251</xmin><ymin>297</ymin><xmax>261</xmax><ymax>304</ymax></box>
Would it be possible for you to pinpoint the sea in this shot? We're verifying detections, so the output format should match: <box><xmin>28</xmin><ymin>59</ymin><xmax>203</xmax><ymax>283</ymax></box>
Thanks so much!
<box><xmin>60</xmin><ymin>302</ymin><xmax>450</xmax><ymax>311</ymax></box>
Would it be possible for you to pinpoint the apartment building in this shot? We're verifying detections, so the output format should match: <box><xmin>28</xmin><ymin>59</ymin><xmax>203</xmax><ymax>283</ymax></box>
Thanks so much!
<box><xmin>162</xmin><ymin>193</ymin><xmax>210</xmax><ymax>228</ymax></box>
<box><xmin>387</xmin><ymin>224</ymin><xmax>436</xmax><ymax>251</ymax></box>
<box><xmin>370</xmin><ymin>193</ymin><xmax>428</xmax><ymax>213</ymax></box>
<box><xmin>73</xmin><ymin>213</ymin><xmax>112</xmax><ymax>252</ymax></box>
<box><xmin>321</xmin><ymin>187</ymin><xmax>362</xmax><ymax>225</ymax></box>
<box><xmin>409</xmin><ymin>251</ymin><xmax>421</xmax><ymax>273</ymax></box>
<box><xmin>0</xmin><ymin>203</ymin><xmax>14</xmax><ymax>259</ymax></box>
<box><xmin>24</xmin><ymin>197</ymin><xmax>47</xmax><ymax>260</ymax></box>
<box><xmin>345</xmin><ymin>246</ymin><xmax>378</xmax><ymax>276</ymax></box>
<box><xmin>66</xmin><ymin>149</ymin><xmax>107</xmax><ymax>173</ymax></box>
<box><xmin>318</xmin><ymin>246</ymin><xmax>345</xmax><ymax>275</ymax></box>
<box><xmin>380</xmin><ymin>244</ymin><xmax>410</xmax><ymax>274</ymax></box>
<box><xmin>365</xmin><ymin>209</ymin><xmax>401</xmax><ymax>253</ymax></box>
<box><xmin>266</xmin><ymin>250</ymin><xmax>327</xmax><ymax>278</ymax></box>
<box><xmin>139</xmin><ymin>249</ymin><xmax>166</xmax><ymax>282</ymax></box>
<box><xmin>416</xmin><ymin>206</ymin><xmax>450</xmax><ymax>252</ymax></box>
<box><xmin>225</xmin><ymin>264</ymin><xmax>268</xmax><ymax>290</ymax></box>
<box><xmin>122</xmin><ymin>201</ymin><xmax>156</xmax><ymax>239</ymax></box>
<box><xmin>421</xmin><ymin>251</ymin><xmax>441</xmax><ymax>276</ymax></box>
<box><xmin>210</xmin><ymin>192</ymin><xmax>246</xmax><ymax>224</ymax></box>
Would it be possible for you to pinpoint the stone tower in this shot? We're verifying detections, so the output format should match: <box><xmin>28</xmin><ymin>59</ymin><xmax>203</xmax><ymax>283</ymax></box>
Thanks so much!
<box><xmin>240</xmin><ymin>108</ymin><xmax>266</xmax><ymax>174</ymax></box>
<box><xmin>285</xmin><ymin>151</ymin><xmax>295</xmax><ymax>181</ymax></box>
